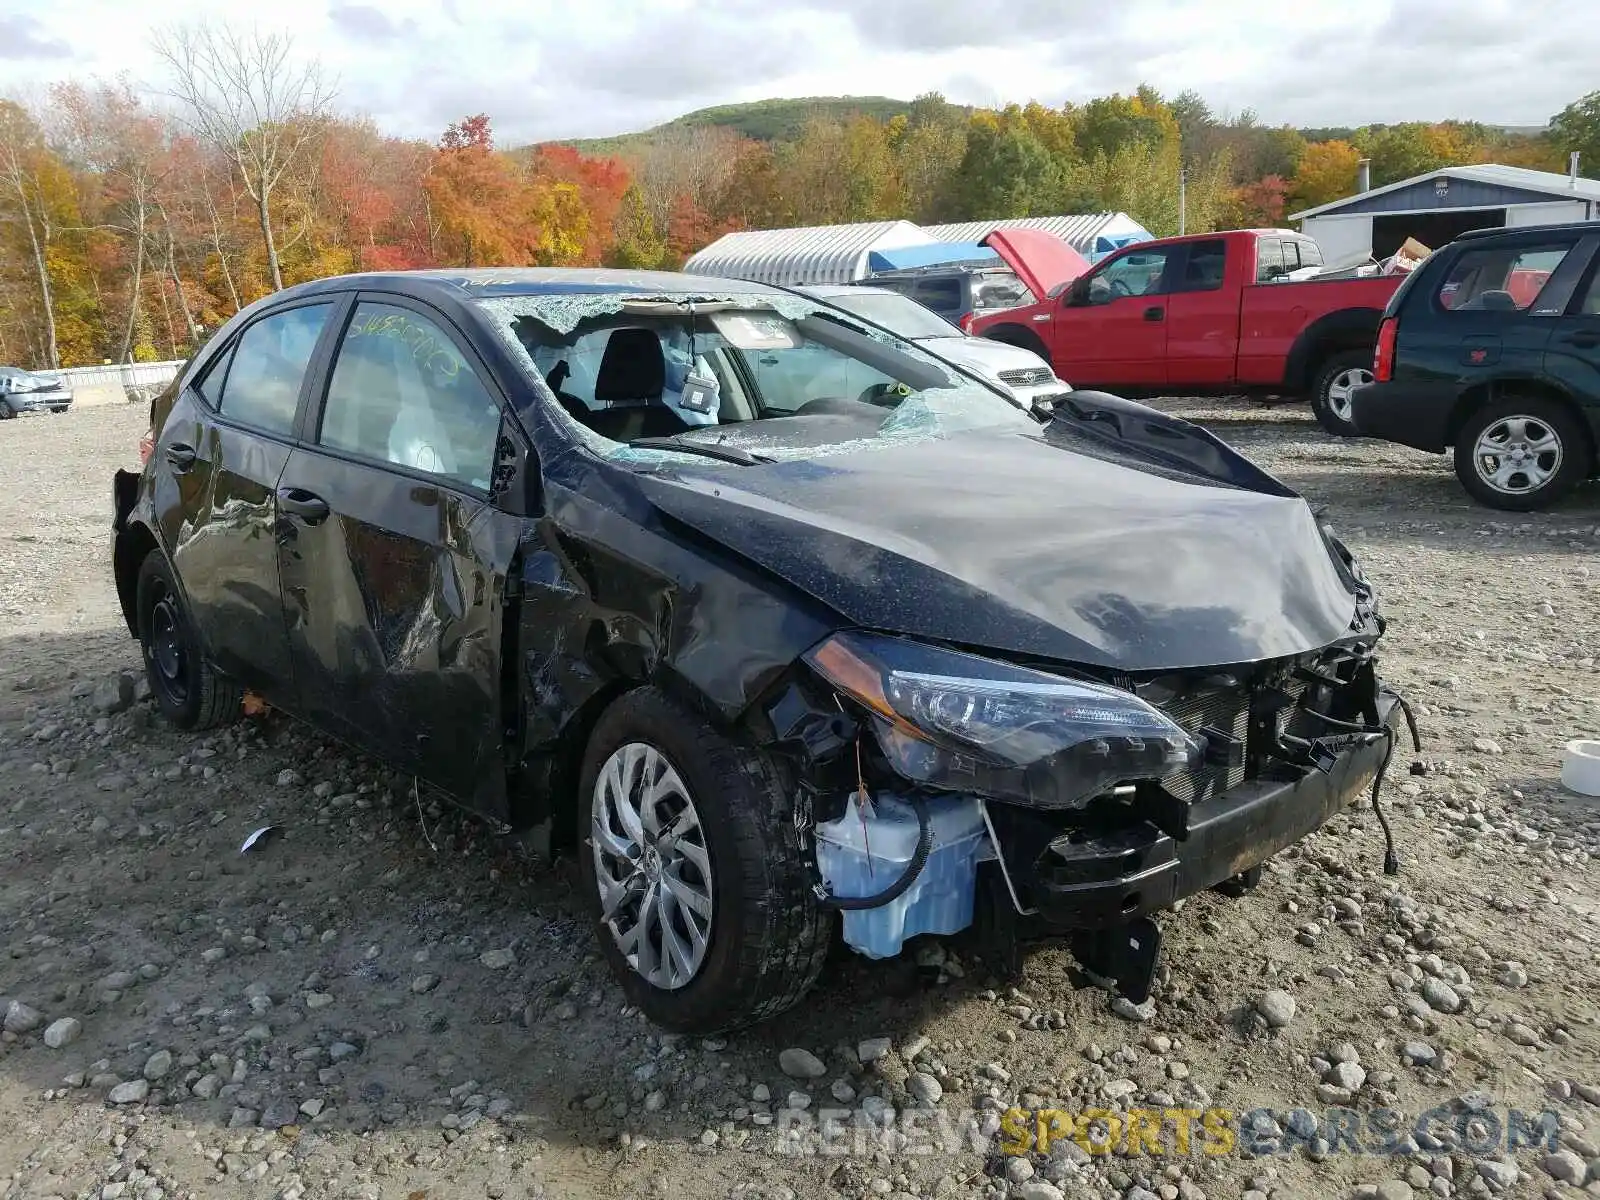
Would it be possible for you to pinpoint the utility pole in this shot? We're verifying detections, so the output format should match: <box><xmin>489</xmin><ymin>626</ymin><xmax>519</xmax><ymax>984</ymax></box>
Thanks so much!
<box><xmin>1179</xmin><ymin>167</ymin><xmax>1187</xmax><ymax>236</ymax></box>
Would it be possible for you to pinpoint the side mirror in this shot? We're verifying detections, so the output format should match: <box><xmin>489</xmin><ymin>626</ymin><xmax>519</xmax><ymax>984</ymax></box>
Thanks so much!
<box><xmin>1064</xmin><ymin>277</ymin><xmax>1092</xmax><ymax>307</ymax></box>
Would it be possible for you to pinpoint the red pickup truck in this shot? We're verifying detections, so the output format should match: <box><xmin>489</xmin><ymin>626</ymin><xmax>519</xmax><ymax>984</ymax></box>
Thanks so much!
<box><xmin>971</xmin><ymin>228</ymin><xmax>1406</xmax><ymax>435</ymax></box>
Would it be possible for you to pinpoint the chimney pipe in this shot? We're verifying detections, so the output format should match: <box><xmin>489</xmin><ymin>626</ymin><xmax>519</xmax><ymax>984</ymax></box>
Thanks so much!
<box><xmin>1357</xmin><ymin>158</ymin><xmax>1372</xmax><ymax>193</ymax></box>
<box><xmin>1571</xmin><ymin>151</ymin><xmax>1581</xmax><ymax>188</ymax></box>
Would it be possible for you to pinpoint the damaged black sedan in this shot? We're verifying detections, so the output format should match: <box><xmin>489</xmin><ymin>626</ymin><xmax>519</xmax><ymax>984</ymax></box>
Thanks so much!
<box><xmin>111</xmin><ymin>267</ymin><xmax>1410</xmax><ymax>1032</ymax></box>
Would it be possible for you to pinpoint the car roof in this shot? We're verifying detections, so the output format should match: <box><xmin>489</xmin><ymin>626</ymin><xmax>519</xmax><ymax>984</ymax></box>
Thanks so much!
<box><xmin>1454</xmin><ymin>220</ymin><xmax>1598</xmax><ymax>243</ymax></box>
<box><xmin>274</xmin><ymin>267</ymin><xmax>789</xmax><ymax>303</ymax></box>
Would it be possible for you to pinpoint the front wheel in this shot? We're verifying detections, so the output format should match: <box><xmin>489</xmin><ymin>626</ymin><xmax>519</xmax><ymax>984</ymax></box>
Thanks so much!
<box><xmin>1309</xmin><ymin>350</ymin><xmax>1373</xmax><ymax>437</ymax></box>
<box><xmin>577</xmin><ymin>688</ymin><xmax>830</xmax><ymax>1033</ymax></box>
<box><xmin>1453</xmin><ymin>397</ymin><xmax>1592</xmax><ymax>511</ymax></box>
<box><xmin>135</xmin><ymin>549</ymin><xmax>242</xmax><ymax>730</ymax></box>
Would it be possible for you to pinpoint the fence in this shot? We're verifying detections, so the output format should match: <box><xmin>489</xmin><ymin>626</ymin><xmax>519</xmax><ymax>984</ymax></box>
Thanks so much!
<box><xmin>55</xmin><ymin>360</ymin><xmax>184</xmax><ymax>393</ymax></box>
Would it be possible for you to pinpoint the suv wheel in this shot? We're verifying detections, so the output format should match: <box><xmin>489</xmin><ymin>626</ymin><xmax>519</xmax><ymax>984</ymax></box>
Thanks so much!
<box><xmin>1310</xmin><ymin>350</ymin><xmax>1373</xmax><ymax>437</ymax></box>
<box><xmin>1453</xmin><ymin>397</ymin><xmax>1592</xmax><ymax>511</ymax></box>
<box><xmin>577</xmin><ymin>688</ymin><xmax>830</xmax><ymax>1032</ymax></box>
<box><xmin>135</xmin><ymin>549</ymin><xmax>242</xmax><ymax>729</ymax></box>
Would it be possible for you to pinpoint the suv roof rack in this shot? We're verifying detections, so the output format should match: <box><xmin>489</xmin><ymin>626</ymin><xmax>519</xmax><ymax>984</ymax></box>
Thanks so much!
<box><xmin>1455</xmin><ymin>220</ymin><xmax>1597</xmax><ymax>241</ymax></box>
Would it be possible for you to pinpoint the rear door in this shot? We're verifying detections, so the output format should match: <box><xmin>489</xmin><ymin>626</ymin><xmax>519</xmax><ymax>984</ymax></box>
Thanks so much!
<box><xmin>153</xmin><ymin>299</ymin><xmax>338</xmax><ymax>700</ymax></box>
<box><xmin>274</xmin><ymin>294</ymin><xmax>515</xmax><ymax>808</ymax></box>
<box><xmin>1433</xmin><ymin>236</ymin><xmax>1585</xmax><ymax>384</ymax></box>
<box><xmin>1542</xmin><ymin>235</ymin><xmax>1600</xmax><ymax>409</ymax></box>
<box><xmin>1050</xmin><ymin>245</ymin><xmax>1174</xmax><ymax>387</ymax></box>
<box><xmin>1161</xmin><ymin>239</ymin><xmax>1236</xmax><ymax>386</ymax></box>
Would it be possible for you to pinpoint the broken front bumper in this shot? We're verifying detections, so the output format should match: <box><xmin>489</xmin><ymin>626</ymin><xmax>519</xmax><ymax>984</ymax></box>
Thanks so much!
<box><xmin>988</xmin><ymin>690</ymin><xmax>1401</xmax><ymax>929</ymax></box>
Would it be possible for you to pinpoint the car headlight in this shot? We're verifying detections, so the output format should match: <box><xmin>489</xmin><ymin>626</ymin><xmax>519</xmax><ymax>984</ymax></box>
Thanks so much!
<box><xmin>804</xmin><ymin>632</ymin><xmax>1201</xmax><ymax>809</ymax></box>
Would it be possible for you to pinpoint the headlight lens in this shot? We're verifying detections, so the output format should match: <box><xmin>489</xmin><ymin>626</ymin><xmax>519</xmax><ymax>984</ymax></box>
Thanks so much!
<box><xmin>805</xmin><ymin>632</ymin><xmax>1201</xmax><ymax>809</ymax></box>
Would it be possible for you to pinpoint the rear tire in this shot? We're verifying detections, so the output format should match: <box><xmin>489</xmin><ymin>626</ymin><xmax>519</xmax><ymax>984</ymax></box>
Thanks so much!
<box><xmin>1310</xmin><ymin>349</ymin><xmax>1373</xmax><ymax>437</ymax></box>
<box><xmin>577</xmin><ymin>688</ymin><xmax>830</xmax><ymax>1033</ymax></box>
<box><xmin>1452</xmin><ymin>396</ymin><xmax>1591</xmax><ymax>512</ymax></box>
<box><xmin>135</xmin><ymin>550</ymin><xmax>242</xmax><ymax>730</ymax></box>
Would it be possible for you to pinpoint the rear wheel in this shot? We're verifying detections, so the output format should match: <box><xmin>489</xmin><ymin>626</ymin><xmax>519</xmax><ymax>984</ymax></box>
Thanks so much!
<box><xmin>1310</xmin><ymin>349</ymin><xmax>1373</xmax><ymax>436</ymax></box>
<box><xmin>1453</xmin><ymin>397</ymin><xmax>1591</xmax><ymax>511</ymax></box>
<box><xmin>577</xmin><ymin>688</ymin><xmax>830</xmax><ymax>1032</ymax></box>
<box><xmin>135</xmin><ymin>550</ymin><xmax>241</xmax><ymax>730</ymax></box>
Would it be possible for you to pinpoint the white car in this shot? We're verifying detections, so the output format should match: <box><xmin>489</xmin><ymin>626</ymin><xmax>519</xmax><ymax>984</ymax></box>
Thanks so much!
<box><xmin>0</xmin><ymin>367</ymin><xmax>73</xmax><ymax>418</ymax></box>
<box><xmin>798</xmin><ymin>284</ymin><xmax>1073</xmax><ymax>410</ymax></box>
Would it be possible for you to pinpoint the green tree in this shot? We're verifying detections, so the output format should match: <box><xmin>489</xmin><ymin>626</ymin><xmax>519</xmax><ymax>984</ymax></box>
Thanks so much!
<box><xmin>1355</xmin><ymin>122</ymin><xmax>1486</xmax><ymax>186</ymax></box>
<box><xmin>1071</xmin><ymin>88</ymin><xmax>1179</xmax><ymax>160</ymax></box>
<box><xmin>1551</xmin><ymin>91</ymin><xmax>1600</xmax><ymax>171</ymax></box>
<box><xmin>607</xmin><ymin>184</ymin><xmax>665</xmax><ymax>269</ymax></box>
<box><xmin>948</xmin><ymin>108</ymin><xmax>1061</xmax><ymax>219</ymax></box>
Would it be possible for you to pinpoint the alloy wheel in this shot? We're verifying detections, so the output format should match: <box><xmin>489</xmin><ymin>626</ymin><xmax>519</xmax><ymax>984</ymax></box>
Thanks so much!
<box><xmin>1325</xmin><ymin>367</ymin><xmax>1373</xmax><ymax>425</ymax></box>
<box><xmin>590</xmin><ymin>742</ymin><xmax>714</xmax><ymax>990</ymax></box>
<box><xmin>1472</xmin><ymin>414</ymin><xmax>1563</xmax><ymax>497</ymax></box>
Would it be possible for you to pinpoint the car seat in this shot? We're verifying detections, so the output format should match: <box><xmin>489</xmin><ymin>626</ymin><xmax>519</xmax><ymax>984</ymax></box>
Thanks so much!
<box><xmin>584</xmin><ymin>328</ymin><xmax>689</xmax><ymax>442</ymax></box>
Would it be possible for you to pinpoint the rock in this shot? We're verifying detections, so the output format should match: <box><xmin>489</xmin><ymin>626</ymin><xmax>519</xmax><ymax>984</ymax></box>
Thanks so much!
<box><xmin>107</xmin><ymin>1079</ymin><xmax>149</xmax><ymax>1105</ymax></box>
<box><xmin>411</xmin><ymin>974</ymin><xmax>440</xmax><ymax>994</ymax></box>
<box><xmin>1476</xmin><ymin>1159</ymin><xmax>1517</xmax><ymax>1189</ymax></box>
<box><xmin>1471</xmin><ymin>738</ymin><xmax>1502</xmax><ymax>755</ymax></box>
<box><xmin>1016</xmin><ymin>1182</ymin><xmax>1065</xmax><ymax>1200</ymax></box>
<box><xmin>1326</xmin><ymin>1062</ymin><xmax>1367</xmax><ymax>1092</ymax></box>
<box><xmin>275</xmin><ymin>768</ymin><xmax>301</xmax><ymax>787</ymax></box>
<box><xmin>142</xmin><ymin>1050</ymin><xmax>173</xmax><ymax>1080</ymax></box>
<box><xmin>192</xmin><ymin>1074</ymin><xmax>221</xmax><ymax>1100</ymax></box>
<box><xmin>752</xmin><ymin>1083</ymin><xmax>771</xmax><ymax>1103</ymax></box>
<box><xmin>1112</xmin><ymin>996</ymin><xmax>1156</xmax><ymax>1022</ymax></box>
<box><xmin>830</xmin><ymin>1078</ymin><xmax>856</xmax><ymax>1103</ymax></box>
<box><xmin>305</xmin><ymin>991</ymin><xmax>334</xmax><ymax>1010</ymax></box>
<box><xmin>1374</xmin><ymin>1182</ymin><xmax>1413</xmax><ymax>1200</ymax></box>
<box><xmin>785</xmin><ymin>1090</ymin><xmax>810</xmax><ymax>1111</ymax></box>
<box><xmin>1494</xmin><ymin>961</ymin><xmax>1528</xmax><ymax>987</ymax></box>
<box><xmin>1103</xmin><ymin>1078</ymin><xmax>1138</xmax><ymax>1101</ymax></box>
<box><xmin>479</xmin><ymin>948</ymin><xmax>515</xmax><ymax>970</ymax></box>
<box><xmin>1255</xmin><ymin>990</ymin><xmax>1296</xmax><ymax>1028</ymax></box>
<box><xmin>1004</xmin><ymin>1156</ymin><xmax>1034</xmax><ymax>1183</ymax></box>
<box><xmin>93</xmin><ymin>673</ymin><xmax>135</xmax><ymax>714</ymax></box>
<box><xmin>1542</xmin><ymin>1151</ymin><xmax>1586</xmax><ymax>1185</ymax></box>
<box><xmin>42</xmin><ymin>1018</ymin><xmax>81</xmax><ymax>1048</ymax></box>
<box><xmin>329</xmin><ymin>1041</ymin><xmax>360</xmax><ymax>1062</ymax></box>
<box><xmin>1402</xmin><ymin>1041</ymin><xmax>1436</xmax><ymax>1066</ymax></box>
<box><xmin>299</xmin><ymin>1098</ymin><xmax>325</xmax><ymax>1119</ymax></box>
<box><xmin>99</xmin><ymin>970</ymin><xmax>138</xmax><ymax>992</ymax></box>
<box><xmin>1504</xmin><ymin>1022</ymin><xmax>1539</xmax><ymax>1047</ymax></box>
<box><xmin>3</xmin><ymin>1000</ymin><xmax>43</xmax><ymax>1034</ymax></box>
<box><xmin>1421</xmin><ymin>979</ymin><xmax>1462</xmax><ymax>1014</ymax></box>
<box><xmin>261</xmin><ymin>1099</ymin><xmax>299</xmax><ymax>1129</ymax></box>
<box><xmin>857</xmin><ymin>1037</ymin><xmax>892</xmax><ymax>1063</ymax></box>
<box><xmin>644</xmin><ymin>1090</ymin><xmax>667</xmax><ymax>1113</ymax></box>
<box><xmin>908</xmin><ymin>1072</ymin><xmax>942</xmax><ymax>1106</ymax></box>
<box><xmin>228</xmin><ymin>1107</ymin><xmax>258</xmax><ymax>1129</ymax></box>
<box><xmin>778</xmin><ymin>1048</ymin><xmax>827</xmax><ymax>1079</ymax></box>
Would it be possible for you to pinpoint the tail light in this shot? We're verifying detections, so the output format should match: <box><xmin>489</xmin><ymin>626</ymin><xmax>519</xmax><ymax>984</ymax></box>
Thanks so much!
<box><xmin>138</xmin><ymin>428</ymin><xmax>155</xmax><ymax>464</ymax></box>
<box><xmin>1373</xmin><ymin>317</ymin><xmax>1398</xmax><ymax>382</ymax></box>
<box><xmin>958</xmin><ymin>311</ymin><xmax>975</xmax><ymax>333</ymax></box>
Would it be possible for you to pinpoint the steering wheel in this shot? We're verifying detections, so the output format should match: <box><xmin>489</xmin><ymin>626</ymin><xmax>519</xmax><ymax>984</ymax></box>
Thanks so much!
<box><xmin>857</xmin><ymin>381</ymin><xmax>912</xmax><ymax>407</ymax></box>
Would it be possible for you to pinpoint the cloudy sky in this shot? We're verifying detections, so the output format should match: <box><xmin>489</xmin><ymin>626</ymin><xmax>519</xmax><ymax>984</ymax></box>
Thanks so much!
<box><xmin>4</xmin><ymin>0</ymin><xmax>1597</xmax><ymax>144</ymax></box>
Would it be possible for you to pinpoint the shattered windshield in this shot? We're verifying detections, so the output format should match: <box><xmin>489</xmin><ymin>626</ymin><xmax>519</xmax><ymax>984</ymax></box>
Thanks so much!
<box><xmin>477</xmin><ymin>291</ymin><xmax>1033</xmax><ymax>467</ymax></box>
<box><xmin>815</xmin><ymin>290</ymin><xmax>962</xmax><ymax>340</ymax></box>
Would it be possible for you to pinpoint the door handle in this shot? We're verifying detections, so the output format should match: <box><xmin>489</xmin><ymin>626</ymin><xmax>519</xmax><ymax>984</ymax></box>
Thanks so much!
<box><xmin>1143</xmin><ymin>306</ymin><xmax>1165</xmax><ymax>322</ymax></box>
<box><xmin>277</xmin><ymin>487</ymin><xmax>330</xmax><ymax>523</ymax></box>
<box><xmin>165</xmin><ymin>443</ymin><xmax>196</xmax><ymax>472</ymax></box>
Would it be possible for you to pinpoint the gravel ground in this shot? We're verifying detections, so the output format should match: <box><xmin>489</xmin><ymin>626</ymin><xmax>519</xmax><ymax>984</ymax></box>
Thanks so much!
<box><xmin>1</xmin><ymin>400</ymin><xmax>1598</xmax><ymax>1200</ymax></box>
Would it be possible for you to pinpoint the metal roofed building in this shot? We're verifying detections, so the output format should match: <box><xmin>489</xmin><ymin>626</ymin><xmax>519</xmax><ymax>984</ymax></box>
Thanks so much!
<box><xmin>1290</xmin><ymin>159</ymin><xmax>1600</xmax><ymax>267</ymax></box>
<box><xmin>683</xmin><ymin>220</ymin><xmax>931</xmax><ymax>286</ymax></box>
<box><xmin>923</xmin><ymin>212</ymin><xmax>1153</xmax><ymax>260</ymax></box>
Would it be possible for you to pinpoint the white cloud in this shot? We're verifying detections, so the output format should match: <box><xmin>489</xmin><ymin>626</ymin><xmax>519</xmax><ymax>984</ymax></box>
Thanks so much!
<box><xmin>3</xmin><ymin>0</ymin><xmax>1597</xmax><ymax>144</ymax></box>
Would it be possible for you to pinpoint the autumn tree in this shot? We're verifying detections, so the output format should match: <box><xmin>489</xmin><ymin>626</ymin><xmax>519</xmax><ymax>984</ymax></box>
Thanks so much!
<box><xmin>887</xmin><ymin>92</ymin><xmax>967</xmax><ymax>223</ymax></box>
<box><xmin>154</xmin><ymin>22</ymin><xmax>334</xmax><ymax>292</ymax></box>
<box><xmin>1228</xmin><ymin>174</ymin><xmax>1291</xmax><ymax>228</ymax></box>
<box><xmin>426</xmin><ymin>115</ymin><xmax>520</xmax><ymax>266</ymax></box>
<box><xmin>1290</xmin><ymin>139</ymin><xmax>1361</xmax><ymax>210</ymax></box>
<box><xmin>608</xmin><ymin>184</ymin><xmax>666</xmax><ymax>269</ymax></box>
<box><xmin>1356</xmin><ymin>121</ymin><xmax>1487</xmax><ymax>186</ymax></box>
<box><xmin>0</xmin><ymin>101</ymin><xmax>77</xmax><ymax>368</ymax></box>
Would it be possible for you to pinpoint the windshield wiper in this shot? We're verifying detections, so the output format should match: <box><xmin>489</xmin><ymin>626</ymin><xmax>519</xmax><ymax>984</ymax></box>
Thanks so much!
<box><xmin>627</xmin><ymin>436</ymin><xmax>773</xmax><ymax>465</ymax></box>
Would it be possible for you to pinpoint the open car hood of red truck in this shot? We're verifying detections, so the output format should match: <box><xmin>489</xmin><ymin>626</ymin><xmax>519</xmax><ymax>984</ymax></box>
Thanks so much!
<box><xmin>982</xmin><ymin>229</ymin><xmax>1092</xmax><ymax>300</ymax></box>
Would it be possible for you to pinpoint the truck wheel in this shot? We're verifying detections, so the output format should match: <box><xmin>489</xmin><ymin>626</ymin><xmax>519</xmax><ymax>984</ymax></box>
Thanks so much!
<box><xmin>1310</xmin><ymin>350</ymin><xmax>1373</xmax><ymax>437</ymax></box>
<box><xmin>577</xmin><ymin>688</ymin><xmax>831</xmax><ymax>1033</ymax></box>
<box><xmin>135</xmin><ymin>549</ymin><xmax>242</xmax><ymax>730</ymax></box>
<box><xmin>1452</xmin><ymin>396</ymin><xmax>1592</xmax><ymax>512</ymax></box>
<box><xmin>982</xmin><ymin>326</ymin><xmax>1053</xmax><ymax>369</ymax></box>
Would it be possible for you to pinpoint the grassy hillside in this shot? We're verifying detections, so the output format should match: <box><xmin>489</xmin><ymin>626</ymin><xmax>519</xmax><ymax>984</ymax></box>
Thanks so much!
<box><xmin>552</xmin><ymin>96</ymin><xmax>942</xmax><ymax>155</ymax></box>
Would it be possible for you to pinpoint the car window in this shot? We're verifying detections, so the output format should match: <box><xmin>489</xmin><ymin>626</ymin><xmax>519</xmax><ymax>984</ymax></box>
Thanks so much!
<box><xmin>911</xmin><ymin>278</ymin><xmax>962</xmax><ymax>313</ymax></box>
<box><xmin>1582</xmin><ymin>265</ymin><xmax>1600</xmax><ymax>316</ymax></box>
<box><xmin>216</xmin><ymin>304</ymin><xmax>331</xmax><ymax>436</ymax></box>
<box><xmin>320</xmin><ymin>302</ymin><xmax>501</xmax><ymax>490</ymax></box>
<box><xmin>1438</xmin><ymin>244</ymin><xmax>1573</xmax><ymax>312</ymax></box>
<box><xmin>1090</xmin><ymin>249</ymin><xmax>1171</xmax><ymax>301</ymax></box>
<box><xmin>1256</xmin><ymin>239</ymin><xmax>1286</xmax><ymax>283</ymax></box>
<box><xmin>194</xmin><ymin>344</ymin><xmax>234</xmax><ymax>409</ymax></box>
<box><xmin>823</xmin><ymin>291</ymin><xmax>961</xmax><ymax>339</ymax></box>
<box><xmin>1175</xmin><ymin>240</ymin><xmax>1227</xmax><ymax>293</ymax></box>
<box><xmin>971</xmin><ymin>271</ymin><xmax>1030</xmax><ymax>311</ymax></box>
<box><xmin>1292</xmin><ymin>239</ymin><xmax>1323</xmax><ymax>269</ymax></box>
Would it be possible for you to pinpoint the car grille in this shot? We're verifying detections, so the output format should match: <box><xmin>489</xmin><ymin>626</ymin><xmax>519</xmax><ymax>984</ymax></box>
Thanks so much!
<box><xmin>997</xmin><ymin>366</ymin><xmax>1053</xmax><ymax>387</ymax></box>
<box><xmin>1159</xmin><ymin>686</ymin><xmax>1249</xmax><ymax>804</ymax></box>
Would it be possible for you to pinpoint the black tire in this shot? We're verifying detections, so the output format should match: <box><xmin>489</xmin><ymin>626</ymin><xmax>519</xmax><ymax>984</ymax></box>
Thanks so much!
<box><xmin>1309</xmin><ymin>349</ymin><xmax>1373</xmax><ymax>437</ymax></box>
<box><xmin>134</xmin><ymin>549</ymin><xmax>242</xmax><ymax>730</ymax></box>
<box><xmin>0</xmin><ymin>402</ymin><xmax>14</xmax><ymax>420</ymax></box>
<box><xmin>1452</xmin><ymin>396</ymin><xmax>1593</xmax><ymax>512</ymax></box>
<box><xmin>577</xmin><ymin>687</ymin><xmax>830</xmax><ymax>1033</ymax></box>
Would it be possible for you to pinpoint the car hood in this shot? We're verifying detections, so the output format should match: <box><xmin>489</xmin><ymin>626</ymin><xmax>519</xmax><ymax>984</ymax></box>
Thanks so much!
<box><xmin>636</xmin><ymin>426</ymin><xmax>1365</xmax><ymax>672</ymax></box>
<box><xmin>917</xmin><ymin>336</ymin><xmax>1054</xmax><ymax>380</ymax></box>
<box><xmin>982</xmin><ymin>229</ymin><xmax>1092</xmax><ymax>300</ymax></box>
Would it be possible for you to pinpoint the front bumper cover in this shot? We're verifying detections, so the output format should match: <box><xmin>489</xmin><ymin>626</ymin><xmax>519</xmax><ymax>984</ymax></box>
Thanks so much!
<box><xmin>988</xmin><ymin>689</ymin><xmax>1401</xmax><ymax>929</ymax></box>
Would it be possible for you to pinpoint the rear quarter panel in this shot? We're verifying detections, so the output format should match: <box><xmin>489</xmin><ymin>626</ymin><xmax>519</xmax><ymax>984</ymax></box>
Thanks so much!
<box><xmin>1239</xmin><ymin>275</ymin><xmax>1402</xmax><ymax>386</ymax></box>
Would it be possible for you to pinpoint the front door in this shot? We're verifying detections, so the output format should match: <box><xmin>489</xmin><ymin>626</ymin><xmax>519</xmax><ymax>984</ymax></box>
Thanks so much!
<box><xmin>155</xmin><ymin>300</ymin><xmax>337</xmax><ymax>699</ymax></box>
<box><xmin>275</xmin><ymin>295</ymin><xmax>515</xmax><ymax>809</ymax></box>
<box><xmin>1049</xmin><ymin>246</ymin><xmax>1173</xmax><ymax>388</ymax></box>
